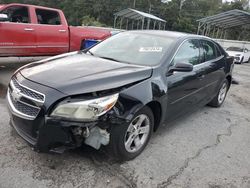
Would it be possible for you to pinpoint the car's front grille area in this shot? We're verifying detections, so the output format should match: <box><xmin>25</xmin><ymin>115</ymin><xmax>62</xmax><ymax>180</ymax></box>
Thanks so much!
<box><xmin>11</xmin><ymin>79</ymin><xmax>45</xmax><ymax>102</ymax></box>
<box><xmin>7</xmin><ymin>78</ymin><xmax>45</xmax><ymax>120</ymax></box>
<box><xmin>9</xmin><ymin>92</ymin><xmax>40</xmax><ymax>117</ymax></box>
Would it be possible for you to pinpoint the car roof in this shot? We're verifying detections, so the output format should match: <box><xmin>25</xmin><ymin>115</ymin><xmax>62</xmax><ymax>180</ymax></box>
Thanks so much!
<box><xmin>128</xmin><ymin>30</ymin><xmax>188</xmax><ymax>38</ymax></box>
<box><xmin>125</xmin><ymin>30</ymin><xmax>211</xmax><ymax>40</ymax></box>
<box><xmin>1</xmin><ymin>3</ymin><xmax>61</xmax><ymax>12</ymax></box>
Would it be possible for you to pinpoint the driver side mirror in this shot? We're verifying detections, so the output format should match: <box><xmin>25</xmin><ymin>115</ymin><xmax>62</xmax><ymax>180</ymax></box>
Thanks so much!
<box><xmin>168</xmin><ymin>62</ymin><xmax>193</xmax><ymax>75</ymax></box>
<box><xmin>0</xmin><ymin>14</ymin><xmax>9</xmax><ymax>22</ymax></box>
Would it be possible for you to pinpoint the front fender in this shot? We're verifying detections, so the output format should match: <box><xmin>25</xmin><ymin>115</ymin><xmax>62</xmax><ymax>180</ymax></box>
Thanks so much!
<box><xmin>112</xmin><ymin>77</ymin><xmax>168</xmax><ymax>125</ymax></box>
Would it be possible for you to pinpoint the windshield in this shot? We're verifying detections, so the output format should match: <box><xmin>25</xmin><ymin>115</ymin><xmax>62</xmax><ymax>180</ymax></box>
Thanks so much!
<box><xmin>226</xmin><ymin>47</ymin><xmax>243</xmax><ymax>52</ymax></box>
<box><xmin>88</xmin><ymin>32</ymin><xmax>175</xmax><ymax>66</ymax></box>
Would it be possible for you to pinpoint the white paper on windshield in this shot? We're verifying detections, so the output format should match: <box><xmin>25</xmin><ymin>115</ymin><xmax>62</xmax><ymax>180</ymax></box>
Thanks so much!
<box><xmin>139</xmin><ymin>47</ymin><xmax>163</xmax><ymax>52</ymax></box>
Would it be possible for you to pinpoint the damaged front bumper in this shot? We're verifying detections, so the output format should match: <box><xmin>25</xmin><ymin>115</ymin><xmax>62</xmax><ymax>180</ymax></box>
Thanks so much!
<box><xmin>6</xmin><ymin>73</ymin><xmax>130</xmax><ymax>154</ymax></box>
<box><xmin>9</xmin><ymin>113</ymin><xmax>123</xmax><ymax>153</ymax></box>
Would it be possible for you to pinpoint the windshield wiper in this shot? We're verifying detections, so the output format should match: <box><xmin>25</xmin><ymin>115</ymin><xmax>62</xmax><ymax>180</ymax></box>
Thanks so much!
<box><xmin>99</xmin><ymin>56</ymin><xmax>121</xmax><ymax>62</ymax></box>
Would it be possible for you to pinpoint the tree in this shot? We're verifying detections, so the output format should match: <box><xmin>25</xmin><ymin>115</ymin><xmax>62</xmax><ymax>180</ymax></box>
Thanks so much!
<box><xmin>0</xmin><ymin>0</ymin><xmax>249</xmax><ymax>40</ymax></box>
<box><xmin>81</xmin><ymin>15</ymin><xmax>106</xmax><ymax>27</ymax></box>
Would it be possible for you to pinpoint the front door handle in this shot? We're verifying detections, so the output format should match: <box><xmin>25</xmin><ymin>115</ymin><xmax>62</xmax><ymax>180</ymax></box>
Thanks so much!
<box><xmin>24</xmin><ymin>28</ymin><xmax>34</xmax><ymax>31</ymax></box>
<box><xmin>59</xmin><ymin>29</ymin><xmax>66</xmax><ymax>33</ymax></box>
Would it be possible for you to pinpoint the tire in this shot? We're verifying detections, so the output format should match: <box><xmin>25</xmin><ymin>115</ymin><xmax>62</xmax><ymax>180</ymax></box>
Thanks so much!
<box><xmin>240</xmin><ymin>57</ymin><xmax>244</xmax><ymax>64</ymax></box>
<box><xmin>107</xmin><ymin>106</ymin><xmax>154</xmax><ymax>161</ymax></box>
<box><xmin>208</xmin><ymin>80</ymin><xmax>229</xmax><ymax>107</ymax></box>
<box><xmin>248</xmin><ymin>58</ymin><xmax>250</xmax><ymax>63</ymax></box>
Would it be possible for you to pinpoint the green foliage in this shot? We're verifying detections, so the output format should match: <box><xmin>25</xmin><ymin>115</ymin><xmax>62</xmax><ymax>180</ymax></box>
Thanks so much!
<box><xmin>0</xmin><ymin>0</ymin><xmax>249</xmax><ymax>40</ymax></box>
<box><xmin>81</xmin><ymin>15</ymin><xmax>106</xmax><ymax>27</ymax></box>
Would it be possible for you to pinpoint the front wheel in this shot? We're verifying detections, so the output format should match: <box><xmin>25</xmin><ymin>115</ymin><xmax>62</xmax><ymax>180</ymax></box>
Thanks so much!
<box><xmin>107</xmin><ymin>106</ymin><xmax>154</xmax><ymax>161</ymax></box>
<box><xmin>208</xmin><ymin>80</ymin><xmax>229</xmax><ymax>107</ymax></box>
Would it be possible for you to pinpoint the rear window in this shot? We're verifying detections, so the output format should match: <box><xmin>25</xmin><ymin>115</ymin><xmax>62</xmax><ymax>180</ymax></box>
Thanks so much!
<box><xmin>35</xmin><ymin>9</ymin><xmax>61</xmax><ymax>25</ymax></box>
<box><xmin>201</xmin><ymin>40</ymin><xmax>217</xmax><ymax>62</ymax></box>
<box><xmin>214</xmin><ymin>43</ymin><xmax>222</xmax><ymax>57</ymax></box>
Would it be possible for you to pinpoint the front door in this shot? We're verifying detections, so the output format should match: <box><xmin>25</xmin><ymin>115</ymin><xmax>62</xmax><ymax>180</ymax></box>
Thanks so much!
<box><xmin>166</xmin><ymin>39</ymin><xmax>204</xmax><ymax>122</ymax></box>
<box><xmin>0</xmin><ymin>5</ymin><xmax>36</xmax><ymax>56</ymax></box>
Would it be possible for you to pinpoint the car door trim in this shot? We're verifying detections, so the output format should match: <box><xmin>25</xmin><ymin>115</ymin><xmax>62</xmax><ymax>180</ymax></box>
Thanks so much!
<box><xmin>0</xmin><ymin>46</ymin><xmax>36</xmax><ymax>48</ymax></box>
<box><xmin>170</xmin><ymin>80</ymin><xmax>218</xmax><ymax>105</ymax></box>
<box><xmin>36</xmin><ymin>45</ymin><xmax>68</xmax><ymax>48</ymax></box>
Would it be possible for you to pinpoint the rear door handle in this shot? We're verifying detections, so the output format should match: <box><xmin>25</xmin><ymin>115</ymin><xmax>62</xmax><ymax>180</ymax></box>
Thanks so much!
<box><xmin>24</xmin><ymin>28</ymin><xmax>34</xmax><ymax>31</ymax></box>
<box><xmin>59</xmin><ymin>29</ymin><xmax>66</xmax><ymax>33</ymax></box>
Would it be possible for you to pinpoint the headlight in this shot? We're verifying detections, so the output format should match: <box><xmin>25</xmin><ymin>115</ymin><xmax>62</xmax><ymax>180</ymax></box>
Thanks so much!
<box><xmin>235</xmin><ymin>54</ymin><xmax>241</xmax><ymax>56</ymax></box>
<box><xmin>51</xmin><ymin>93</ymin><xmax>119</xmax><ymax>121</ymax></box>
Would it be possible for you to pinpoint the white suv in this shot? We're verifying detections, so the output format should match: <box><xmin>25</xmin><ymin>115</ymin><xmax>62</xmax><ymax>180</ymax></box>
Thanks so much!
<box><xmin>226</xmin><ymin>47</ymin><xmax>250</xmax><ymax>64</ymax></box>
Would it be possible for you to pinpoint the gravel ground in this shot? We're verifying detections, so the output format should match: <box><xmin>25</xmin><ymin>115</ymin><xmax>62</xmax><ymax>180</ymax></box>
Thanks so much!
<box><xmin>0</xmin><ymin>64</ymin><xmax>249</xmax><ymax>188</ymax></box>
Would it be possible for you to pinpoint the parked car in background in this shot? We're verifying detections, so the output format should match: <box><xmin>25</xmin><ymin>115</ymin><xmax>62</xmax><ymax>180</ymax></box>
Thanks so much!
<box><xmin>7</xmin><ymin>31</ymin><xmax>234</xmax><ymax>160</ymax></box>
<box><xmin>226</xmin><ymin>46</ymin><xmax>250</xmax><ymax>64</ymax></box>
<box><xmin>0</xmin><ymin>3</ymin><xmax>111</xmax><ymax>57</ymax></box>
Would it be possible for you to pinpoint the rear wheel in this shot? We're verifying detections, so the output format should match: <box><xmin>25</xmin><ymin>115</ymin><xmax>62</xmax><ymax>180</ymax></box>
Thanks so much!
<box><xmin>107</xmin><ymin>106</ymin><xmax>154</xmax><ymax>161</ymax></box>
<box><xmin>240</xmin><ymin>57</ymin><xmax>244</xmax><ymax>64</ymax></box>
<box><xmin>208</xmin><ymin>80</ymin><xmax>229</xmax><ymax>107</ymax></box>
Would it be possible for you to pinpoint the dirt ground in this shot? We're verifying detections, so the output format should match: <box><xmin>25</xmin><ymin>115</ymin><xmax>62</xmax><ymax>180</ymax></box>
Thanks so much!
<box><xmin>0</xmin><ymin>63</ymin><xmax>249</xmax><ymax>188</ymax></box>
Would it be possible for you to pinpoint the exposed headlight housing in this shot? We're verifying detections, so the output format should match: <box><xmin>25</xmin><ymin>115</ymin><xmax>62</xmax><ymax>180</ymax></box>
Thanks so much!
<box><xmin>51</xmin><ymin>93</ymin><xmax>119</xmax><ymax>121</ymax></box>
<box><xmin>235</xmin><ymin>54</ymin><xmax>242</xmax><ymax>56</ymax></box>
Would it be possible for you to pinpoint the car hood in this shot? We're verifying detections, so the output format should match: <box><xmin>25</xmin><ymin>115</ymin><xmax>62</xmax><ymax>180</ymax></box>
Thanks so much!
<box><xmin>226</xmin><ymin>51</ymin><xmax>243</xmax><ymax>57</ymax></box>
<box><xmin>19</xmin><ymin>52</ymin><xmax>153</xmax><ymax>95</ymax></box>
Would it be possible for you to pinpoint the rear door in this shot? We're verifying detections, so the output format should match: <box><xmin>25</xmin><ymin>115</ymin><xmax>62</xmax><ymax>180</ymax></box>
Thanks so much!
<box><xmin>166</xmin><ymin>39</ymin><xmax>204</xmax><ymax>121</ymax></box>
<box><xmin>199</xmin><ymin>40</ymin><xmax>226</xmax><ymax>100</ymax></box>
<box><xmin>32</xmin><ymin>8</ymin><xmax>69</xmax><ymax>55</ymax></box>
<box><xmin>0</xmin><ymin>5</ymin><xmax>36</xmax><ymax>56</ymax></box>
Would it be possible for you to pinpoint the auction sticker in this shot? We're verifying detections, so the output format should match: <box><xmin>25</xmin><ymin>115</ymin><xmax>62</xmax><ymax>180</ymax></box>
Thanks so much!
<box><xmin>139</xmin><ymin>47</ymin><xmax>163</xmax><ymax>52</ymax></box>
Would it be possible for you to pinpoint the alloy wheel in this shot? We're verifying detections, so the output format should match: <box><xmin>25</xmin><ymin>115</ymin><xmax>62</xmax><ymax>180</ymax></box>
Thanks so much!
<box><xmin>218</xmin><ymin>82</ymin><xmax>227</xmax><ymax>104</ymax></box>
<box><xmin>124</xmin><ymin>114</ymin><xmax>150</xmax><ymax>153</ymax></box>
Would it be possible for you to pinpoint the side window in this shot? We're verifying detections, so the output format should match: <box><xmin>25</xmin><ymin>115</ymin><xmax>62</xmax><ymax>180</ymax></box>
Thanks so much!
<box><xmin>172</xmin><ymin>40</ymin><xmax>200</xmax><ymax>66</ymax></box>
<box><xmin>35</xmin><ymin>9</ymin><xmax>61</xmax><ymax>25</ymax></box>
<box><xmin>201</xmin><ymin>40</ymin><xmax>217</xmax><ymax>62</ymax></box>
<box><xmin>214</xmin><ymin>43</ymin><xmax>223</xmax><ymax>57</ymax></box>
<box><xmin>0</xmin><ymin>6</ymin><xmax>30</xmax><ymax>23</ymax></box>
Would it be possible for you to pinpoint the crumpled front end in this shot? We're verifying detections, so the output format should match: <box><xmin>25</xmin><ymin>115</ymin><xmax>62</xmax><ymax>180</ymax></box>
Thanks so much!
<box><xmin>6</xmin><ymin>73</ymin><xmax>75</xmax><ymax>152</ymax></box>
<box><xmin>7</xmin><ymin>73</ymin><xmax>130</xmax><ymax>153</ymax></box>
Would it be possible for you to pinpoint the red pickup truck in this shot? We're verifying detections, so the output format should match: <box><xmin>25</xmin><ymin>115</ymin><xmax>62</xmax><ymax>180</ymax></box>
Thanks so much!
<box><xmin>0</xmin><ymin>3</ymin><xmax>111</xmax><ymax>57</ymax></box>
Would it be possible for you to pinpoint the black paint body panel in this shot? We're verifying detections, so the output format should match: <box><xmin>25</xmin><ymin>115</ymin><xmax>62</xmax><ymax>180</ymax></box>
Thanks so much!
<box><xmin>7</xmin><ymin>31</ymin><xmax>234</xmax><ymax>152</ymax></box>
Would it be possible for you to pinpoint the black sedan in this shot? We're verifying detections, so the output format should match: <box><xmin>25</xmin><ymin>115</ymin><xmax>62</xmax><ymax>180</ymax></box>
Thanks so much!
<box><xmin>7</xmin><ymin>31</ymin><xmax>234</xmax><ymax>160</ymax></box>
